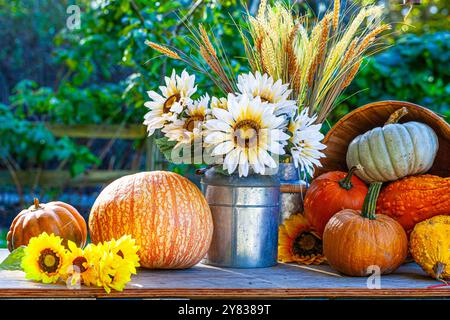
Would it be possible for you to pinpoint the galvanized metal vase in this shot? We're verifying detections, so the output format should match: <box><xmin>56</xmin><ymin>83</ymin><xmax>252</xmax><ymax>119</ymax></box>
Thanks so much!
<box><xmin>200</xmin><ymin>167</ymin><xmax>280</xmax><ymax>268</ymax></box>
<box><xmin>278</xmin><ymin>162</ymin><xmax>307</xmax><ymax>224</ymax></box>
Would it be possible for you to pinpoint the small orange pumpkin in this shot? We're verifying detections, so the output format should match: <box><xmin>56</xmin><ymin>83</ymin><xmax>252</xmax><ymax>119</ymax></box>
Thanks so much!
<box><xmin>323</xmin><ymin>183</ymin><xmax>408</xmax><ymax>276</ymax></box>
<box><xmin>304</xmin><ymin>166</ymin><xmax>368</xmax><ymax>236</ymax></box>
<box><xmin>7</xmin><ymin>198</ymin><xmax>87</xmax><ymax>252</ymax></box>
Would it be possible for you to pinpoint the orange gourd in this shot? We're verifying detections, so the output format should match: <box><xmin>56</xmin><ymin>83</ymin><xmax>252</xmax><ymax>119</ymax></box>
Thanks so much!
<box><xmin>7</xmin><ymin>198</ymin><xmax>87</xmax><ymax>252</ymax></box>
<box><xmin>323</xmin><ymin>183</ymin><xmax>408</xmax><ymax>276</ymax></box>
<box><xmin>89</xmin><ymin>171</ymin><xmax>213</xmax><ymax>269</ymax></box>
<box><xmin>377</xmin><ymin>175</ymin><xmax>450</xmax><ymax>232</ymax></box>
<box><xmin>304</xmin><ymin>166</ymin><xmax>368</xmax><ymax>236</ymax></box>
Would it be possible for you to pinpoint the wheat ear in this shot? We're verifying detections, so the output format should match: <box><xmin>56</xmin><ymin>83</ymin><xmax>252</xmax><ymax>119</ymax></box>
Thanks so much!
<box><xmin>145</xmin><ymin>40</ymin><xmax>181</xmax><ymax>60</ymax></box>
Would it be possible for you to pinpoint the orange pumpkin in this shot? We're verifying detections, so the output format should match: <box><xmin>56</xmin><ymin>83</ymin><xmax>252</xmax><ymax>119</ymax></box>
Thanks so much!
<box><xmin>7</xmin><ymin>198</ymin><xmax>87</xmax><ymax>252</ymax></box>
<box><xmin>304</xmin><ymin>166</ymin><xmax>368</xmax><ymax>236</ymax></box>
<box><xmin>377</xmin><ymin>175</ymin><xmax>450</xmax><ymax>232</ymax></box>
<box><xmin>89</xmin><ymin>171</ymin><xmax>213</xmax><ymax>269</ymax></box>
<box><xmin>323</xmin><ymin>183</ymin><xmax>408</xmax><ymax>276</ymax></box>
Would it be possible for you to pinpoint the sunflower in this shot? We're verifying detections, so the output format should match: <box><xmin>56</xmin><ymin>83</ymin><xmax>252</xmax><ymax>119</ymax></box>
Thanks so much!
<box><xmin>162</xmin><ymin>94</ymin><xmax>211</xmax><ymax>147</ymax></box>
<box><xmin>278</xmin><ymin>214</ymin><xmax>326</xmax><ymax>265</ymax></box>
<box><xmin>97</xmin><ymin>251</ymin><xmax>133</xmax><ymax>294</ymax></box>
<box><xmin>236</xmin><ymin>71</ymin><xmax>296</xmax><ymax>115</ymax></box>
<box><xmin>21</xmin><ymin>232</ymin><xmax>66</xmax><ymax>284</ymax></box>
<box><xmin>143</xmin><ymin>69</ymin><xmax>197</xmax><ymax>136</ymax></box>
<box><xmin>104</xmin><ymin>235</ymin><xmax>140</xmax><ymax>273</ymax></box>
<box><xmin>62</xmin><ymin>241</ymin><xmax>100</xmax><ymax>287</ymax></box>
<box><xmin>204</xmin><ymin>94</ymin><xmax>289</xmax><ymax>177</ymax></box>
<box><xmin>288</xmin><ymin>108</ymin><xmax>326</xmax><ymax>177</ymax></box>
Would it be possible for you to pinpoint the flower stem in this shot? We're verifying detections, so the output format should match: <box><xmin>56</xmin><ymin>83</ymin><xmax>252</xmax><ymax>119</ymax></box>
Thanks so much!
<box><xmin>361</xmin><ymin>182</ymin><xmax>383</xmax><ymax>220</ymax></box>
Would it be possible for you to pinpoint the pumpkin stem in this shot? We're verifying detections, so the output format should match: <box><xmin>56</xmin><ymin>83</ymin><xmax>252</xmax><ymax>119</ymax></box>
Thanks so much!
<box><xmin>338</xmin><ymin>166</ymin><xmax>358</xmax><ymax>190</ymax></box>
<box><xmin>361</xmin><ymin>182</ymin><xmax>383</xmax><ymax>220</ymax></box>
<box><xmin>385</xmin><ymin>107</ymin><xmax>408</xmax><ymax>125</ymax></box>
<box><xmin>33</xmin><ymin>198</ymin><xmax>40</xmax><ymax>210</ymax></box>
<box><xmin>195</xmin><ymin>166</ymin><xmax>210</xmax><ymax>175</ymax></box>
<box><xmin>433</xmin><ymin>262</ymin><xmax>447</xmax><ymax>282</ymax></box>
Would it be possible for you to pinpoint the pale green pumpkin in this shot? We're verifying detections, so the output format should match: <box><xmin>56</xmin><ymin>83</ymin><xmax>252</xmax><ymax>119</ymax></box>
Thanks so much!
<box><xmin>346</xmin><ymin>108</ymin><xmax>439</xmax><ymax>183</ymax></box>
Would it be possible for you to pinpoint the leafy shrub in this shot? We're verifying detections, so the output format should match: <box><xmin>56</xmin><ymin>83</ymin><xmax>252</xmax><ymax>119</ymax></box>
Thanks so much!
<box><xmin>0</xmin><ymin>102</ymin><xmax>100</xmax><ymax>176</ymax></box>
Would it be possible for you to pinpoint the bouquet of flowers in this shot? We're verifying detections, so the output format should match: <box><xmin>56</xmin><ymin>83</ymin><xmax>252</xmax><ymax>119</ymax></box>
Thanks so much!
<box><xmin>144</xmin><ymin>0</ymin><xmax>390</xmax><ymax>178</ymax></box>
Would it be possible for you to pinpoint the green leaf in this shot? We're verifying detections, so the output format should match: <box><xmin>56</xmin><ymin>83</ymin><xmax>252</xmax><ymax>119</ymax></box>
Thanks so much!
<box><xmin>155</xmin><ymin>136</ymin><xmax>177</xmax><ymax>162</ymax></box>
<box><xmin>0</xmin><ymin>246</ymin><xmax>26</xmax><ymax>271</ymax></box>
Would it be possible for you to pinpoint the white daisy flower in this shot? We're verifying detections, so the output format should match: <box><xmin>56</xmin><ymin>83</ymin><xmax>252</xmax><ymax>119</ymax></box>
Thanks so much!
<box><xmin>236</xmin><ymin>71</ymin><xmax>297</xmax><ymax>116</ymax></box>
<box><xmin>289</xmin><ymin>108</ymin><xmax>327</xmax><ymax>177</ymax></box>
<box><xmin>143</xmin><ymin>69</ymin><xmax>197</xmax><ymax>135</ymax></box>
<box><xmin>162</xmin><ymin>94</ymin><xmax>211</xmax><ymax>147</ymax></box>
<box><xmin>211</xmin><ymin>93</ymin><xmax>235</xmax><ymax>111</ymax></box>
<box><xmin>204</xmin><ymin>94</ymin><xmax>290</xmax><ymax>177</ymax></box>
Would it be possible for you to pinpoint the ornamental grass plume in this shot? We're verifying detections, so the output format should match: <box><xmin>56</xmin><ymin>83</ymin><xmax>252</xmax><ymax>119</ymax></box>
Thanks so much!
<box><xmin>240</xmin><ymin>0</ymin><xmax>391</xmax><ymax>123</ymax></box>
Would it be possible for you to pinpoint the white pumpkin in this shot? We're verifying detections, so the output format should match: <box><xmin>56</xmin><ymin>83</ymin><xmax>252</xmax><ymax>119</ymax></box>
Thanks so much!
<box><xmin>346</xmin><ymin>108</ymin><xmax>439</xmax><ymax>183</ymax></box>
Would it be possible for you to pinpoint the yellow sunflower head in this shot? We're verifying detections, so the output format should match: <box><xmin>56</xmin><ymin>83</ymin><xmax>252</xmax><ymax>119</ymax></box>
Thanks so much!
<box><xmin>97</xmin><ymin>250</ymin><xmax>133</xmax><ymax>294</ymax></box>
<box><xmin>109</xmin><ymin>235</ymin><xmax>140</xmax><ymax>272</ymax></box>
<box><xmin>278</xmin><ymin>214</ymin><xmax>326</xmax><ymax>265</ymax></box>
<box><xmin>63</xmin><ymin>241</ymin><xmax>100</xmax><ymax>287</ymax></box>
<box><xmin>21</xmin><ymin>232</ymin><xmax>66</xmax><ymax>284</ymax></box>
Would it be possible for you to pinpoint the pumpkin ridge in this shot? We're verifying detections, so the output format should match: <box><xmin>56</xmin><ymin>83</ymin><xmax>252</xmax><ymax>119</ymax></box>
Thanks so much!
<box><xmin>398</xmin><ymin>125</ymin><xmax>417</xmax><ymax>174</ymax></box>
<box><xmin>169</xmin><ymin>173</ymin><xmax>183</xmax><ymax>268</ymax></box>
<box><xmin>185</xmin><ymin>177</ymin><xmax>204</xmax><ymax>267</ymax></box>
<box><xmin>370</xmin><ymin>128</ymin><xmax>397</xmax><ymax>181</ymax></box>
<box><xmin>413</xmin><ymin>122</ymin><xmax>438</xmax><ymax>173</ymax></box>
<box><xmin>403</xmin><ymin>124</ymin><xmax>421</xmax><ymax>173</ymax></box>
<box><xmin>366</xmin><ymin>129</ymin><xmax>392</xmax><ymax>181</ymax></box>
<box><xmin>149</xmin><ymin>173</ymin><xmax>157</xmax><ymax>266</ymax></box>
<box><xmin>356</xmin><ymin>135</ymin><xmax>380</xmax><ymax>182</ymax></box>
<box><xmin>382</xmin><ymin>126</ymin><xmax>404</xmax><ymax>179</ymax></box>
<box><xmin>169</xmin><ymin>173</ymin><xmax>182</xmax><ymax>267</ymax></box>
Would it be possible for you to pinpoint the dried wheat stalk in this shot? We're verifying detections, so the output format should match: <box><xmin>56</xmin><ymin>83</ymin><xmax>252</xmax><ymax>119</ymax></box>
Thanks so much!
<box><xmin>241</xmin><ymin>2</ymin><xmax>390</xmax><ymax>123</ymax></box>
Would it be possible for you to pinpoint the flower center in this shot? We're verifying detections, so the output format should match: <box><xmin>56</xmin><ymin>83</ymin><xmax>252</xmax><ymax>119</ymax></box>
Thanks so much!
<box><xmin>72</xmin><ymin>256</ymin><xmax>88</xmax><ymax>273</ymax></box>
<box><xmin>163</xmin><ymin>93</ymin><xmax>181</xmax><ymax>113</ymax></box>
<box><xmin>292</xmin><ymin>232</ymin><xmax>322</xmax><ymax>257</ymax></box>
<box><xmin>184</xmin><ymin>115</ymin><xmax>204</xmax><ymax>132</ymax></box>
<box><xmin>260</xmin><ymin>95</ymin><xmax>272</xmax><ymax>103</ymax></box>
<box><xmin>233</xmin><ymin>120</ymin><xmax>261</xmax><ymax>148</ymax></box>
<box><xmin>38</xmin><ymin>249</ymin><xmax>61</xmax><ymax>274</ymax></box>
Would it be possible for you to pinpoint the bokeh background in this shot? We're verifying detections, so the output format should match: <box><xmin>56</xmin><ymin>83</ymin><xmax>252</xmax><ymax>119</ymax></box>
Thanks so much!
<box><xmin>0</xmin><ymin>0</ymin><xmax>448</xmax><ymax>247</ymax></box>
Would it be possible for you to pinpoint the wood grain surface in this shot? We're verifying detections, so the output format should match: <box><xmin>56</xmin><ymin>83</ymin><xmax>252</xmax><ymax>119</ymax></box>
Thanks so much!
<box><xmin>0</xmin><ymin>249</ymin><xmax>448</xmax><ymax>299</ymax></box>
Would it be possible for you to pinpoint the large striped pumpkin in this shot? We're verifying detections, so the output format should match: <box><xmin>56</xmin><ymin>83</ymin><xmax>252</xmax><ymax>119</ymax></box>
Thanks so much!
<box><xmin>89</xmin><ymin>171</ymin><xmax>213</xmax><ymax>269</ymax></box>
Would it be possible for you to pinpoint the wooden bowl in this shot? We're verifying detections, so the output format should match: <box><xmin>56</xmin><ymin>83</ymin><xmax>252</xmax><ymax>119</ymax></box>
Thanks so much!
<box><xmin>316</xmin><ymin>100</ymin><xmax>450</xmax><ymax>178</ymax></box>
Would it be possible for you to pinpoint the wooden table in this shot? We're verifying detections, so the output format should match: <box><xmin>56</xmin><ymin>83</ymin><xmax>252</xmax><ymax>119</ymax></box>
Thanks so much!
<box><xmin>0</xmin><ymin>249</ymin><xmax>448</xmax><ymax>299</ymax></box>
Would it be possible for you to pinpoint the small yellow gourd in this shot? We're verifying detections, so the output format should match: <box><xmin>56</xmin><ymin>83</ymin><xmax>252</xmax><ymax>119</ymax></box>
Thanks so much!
<box><xmin>410</xmin><ymin>215</ymin><xmax>450</xmax><ymax>282</ymax></box>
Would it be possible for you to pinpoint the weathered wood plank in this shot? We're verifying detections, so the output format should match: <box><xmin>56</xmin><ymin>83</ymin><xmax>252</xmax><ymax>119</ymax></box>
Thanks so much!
<box><xmin>0</xmin><ymin>249</ymin><xmax>448</xmax><ymax>298</ymax></box>
<box><xmin>45</xmin><ymin>123</ymin><xmax>147</xmax><ymax>139</ymax></box>
<box><xmin>0</xmin><ymin>170</ymin><xmax>138</xmax><ymax>187</ymax></box>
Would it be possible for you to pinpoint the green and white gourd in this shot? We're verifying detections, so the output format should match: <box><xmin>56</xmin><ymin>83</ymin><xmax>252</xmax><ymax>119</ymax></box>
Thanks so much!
<box><xmin>346</xmin><ymin>107</ymin><xmax>439</xmax><ymax>183</ymax></box>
